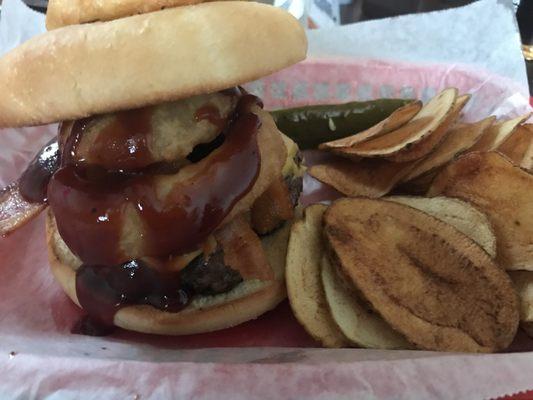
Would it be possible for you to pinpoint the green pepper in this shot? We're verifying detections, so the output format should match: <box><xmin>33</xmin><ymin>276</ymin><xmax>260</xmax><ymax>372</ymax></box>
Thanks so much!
<box><xmin>270</xmin><ymin>99</ymin><xmax>413</xmax><ymax>150</ymax></box>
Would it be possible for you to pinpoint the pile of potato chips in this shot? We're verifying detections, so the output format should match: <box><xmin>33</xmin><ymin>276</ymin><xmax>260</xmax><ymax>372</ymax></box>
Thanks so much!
<box><xmin>286</xmin><ymin>88</ymin><xmax>533</xmax><ymax>353</ymax></box>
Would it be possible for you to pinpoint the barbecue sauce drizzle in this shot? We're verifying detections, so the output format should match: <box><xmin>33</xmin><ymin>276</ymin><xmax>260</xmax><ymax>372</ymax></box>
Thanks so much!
<box><xmin>63</xmin><ymin>107</ymin><xmax>156</xmax><ymax>171</ymax></box>
<box><xmin>44</xmin><ymin>92</ymin><xmax>264</xmax><ymax>332</ymax></box>
<box><xmin>75</xmin><ymin>259</ymin><xmax>191</xmax><ymax>328</ymax></box>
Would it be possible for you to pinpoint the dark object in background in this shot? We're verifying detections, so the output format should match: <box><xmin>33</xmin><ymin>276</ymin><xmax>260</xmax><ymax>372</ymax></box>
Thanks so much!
<box><xmin>21</xmin><ymin>0</ymin><xmax>48</xmax><ymax>13</ymax></box>
<box><xmin>339</xmin><ymin>0</ymin><xmax>475</xmax><ymax>24</ymax></box>
<box><xmin>517</xmin><ymin>0</ymin><xmax>532</xmax><ymax>45</ymax></box>
<box><xmin>516</xmin><ymin>0</ymin><xmax>533</xmax><ymax>96</ymax></box>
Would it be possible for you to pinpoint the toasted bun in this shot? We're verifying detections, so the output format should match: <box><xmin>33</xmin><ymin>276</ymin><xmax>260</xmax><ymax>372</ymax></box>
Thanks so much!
<box><xmin>46</xmin><ymin>210</ymin><xmax>291</xmax><ymax>335</ymax></box>
<box><xmin>0</xmin><ymin>2</ymin><xmax>307</xmax><ymax>127</ymax></box>
<box><xmin>46</xmin><ymin>0</ymin><xmax>223</xmax><ymax>30</ymax></box>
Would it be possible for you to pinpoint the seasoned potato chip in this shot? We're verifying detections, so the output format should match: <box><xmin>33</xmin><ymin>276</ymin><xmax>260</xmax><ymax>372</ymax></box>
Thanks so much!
<box><xmin>324</xmin><ymin>198</ymin><xmax>519</xmax><ymax>352</ymax></box>
<box><xmin>339</xmin><ymin>88</ymin><xmax>457</xmax><ymax>158</ymax></box>
<box><xmin>470</xmin><ymin>114</ymin><xmax>531</xmax><ymax>152</ymax></box>
<box><xmin>509</xmin><ymin>271</ymin><xmax>533</xmax><ymax>322</ymax></box>
<box><xmin>429</xmin><ymin>152</ymin><xmax>533</xmax><ymax>271</ymax></box>
<box><xmin>309</xmin><ymin>157</ymin><xmax>415</xmax><ymax>198</ymax></box>
<box><xmin>321</xmin><ymin>255</ymin><xmax>410</xmax><ymax>349</ymax></box>
<box><xmin>320</xmin><ymin>101</ymin><xmax>422</xmax><ymax>150</ymax></box>
<box><xmin>402</xmin><ymin>116</ymin><xmax>494</xmax><ymax>182</ymax></box>
<box><xmin>386</xmin><ymin>196</ymin><xmax>497</xmax><ymax>258</ymax></box>
<box><xmin>508</xmin><ymin>124</ymin><xmax>533</xmax><ymax>172</ymax></box>
<box><xmin>388</xmin><ymin>94</ymin><xmax>470</xmax><ymax>162</ymax></box>
<box><xmin>519</xmin><ymin>124</ymin><xmax>533</xmax><ymax>172</ymax></box>
<box><xmin>285</xmin><ymin>204</ymin><xmax>348</xmax><ymax>348</ymax></box>
<box><xmin>497</xmin><ymin>125</ymin><xmax>533</xmax><ymax>166</ymax></box>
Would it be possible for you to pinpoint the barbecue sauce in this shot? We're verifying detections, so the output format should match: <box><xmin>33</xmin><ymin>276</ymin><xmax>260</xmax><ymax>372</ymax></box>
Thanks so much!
<box><xmin>46</xmin><ymin>94</ymin><xmax>263</xmax><ymax>332</ymax></box>
<box><xmin>72</xmin><ymin>250</ymin><xmax>242</xmax><ymax>334</ymax></box>
<box><xmin>49</xmin><ymin>97</ymin><xmax>262</xmax><ymax>265</ymax></box>
<box><xmin>1</xmin><ymin>89</ymin><xmax>262</xmax><ymax>334</ymax></box>
<box><xmin>75</xmin><ymin>260</ymin><xmax>191</xmax><ymax>328</ymax></box>
<box><xmin>18</xmin><ymin>138</ymin><xmax>60</xmax><ymax>203</ymax></box>
<box><xmin>64</xmin><ymin>107</ymin><xmax>155</xmax><ymax>171</ymax></box>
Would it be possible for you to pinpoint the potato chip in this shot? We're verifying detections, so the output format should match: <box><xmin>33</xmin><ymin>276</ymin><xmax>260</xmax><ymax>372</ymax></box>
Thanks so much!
<box><xmin>339</xmin><ymin>88</ymin><xmax>457</xmax><ymax>158</ymax></box>
<box><xmin>429</xmin><ymin>152</ymin><xmax>533</xmax><ymax>271</ymax></box>
<box><xmin>319</xmin><ymin>101</ymin><xmax>422</xmax><ymax>150</ymax></box>
<box><xmin>497</xmin><ymin>125</ymin><xmax>533</xmax><ymax>166</ymax></box>
<box><xmin>386</xmin><ymin>196</ymin><xmax>497</xmax><ymax>258</ymax></box>
<box><xmin>519</xmin><ymin>124</ymin><xmax>533</xmax><ymax>172</ymax></box>
<box><xmin>309</xmin><ymin>157</ymin><xmax>415</xmax><ymax>198</ymax></box>
<box><xmin>321</xmin><ymin>255</ymin><xmax>410</xmax><ymax>349</ymax></box>
<box><xmin>470</xmin><ymin>114</ymin><xmax>531</xmax><ymax>152</ymax></box>
<box><xmin>402</xmin><ymin>116</ymin><xmax>494</xmax><ymax>182</ymax></box>
<box><xmin>388</xmin><ymin>94</ymin><xmax>470</xmax><ymax>162</ymax></box>
<box><xmin>324</xmin><ymin>198</ymin><xmax>519</xmax><ymax>352</ymax></box>
<box><xmin>285</xmin><ymin>204</ymin><xmax>349</xmax><ymax>348</ymax></box>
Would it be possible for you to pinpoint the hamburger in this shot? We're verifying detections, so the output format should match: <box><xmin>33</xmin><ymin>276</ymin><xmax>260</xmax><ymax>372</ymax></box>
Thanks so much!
<box><xmin>0</xmin><ymin>1</ymin><xmax>307</xmax><ymax>335</ymax></box>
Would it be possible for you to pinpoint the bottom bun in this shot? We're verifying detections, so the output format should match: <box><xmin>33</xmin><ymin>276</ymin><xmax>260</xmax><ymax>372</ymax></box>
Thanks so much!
<box><xmin>46</xmin><ymin>211</ymin><xmax>291</xmax><ymax>335</ymax></box>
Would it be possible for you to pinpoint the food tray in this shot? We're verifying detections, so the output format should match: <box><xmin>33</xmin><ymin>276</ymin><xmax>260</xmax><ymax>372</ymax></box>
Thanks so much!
<box><xmin>1</xmin><ymin>58</ymin><xmax>532</xmax><ymax>399</ymax></box>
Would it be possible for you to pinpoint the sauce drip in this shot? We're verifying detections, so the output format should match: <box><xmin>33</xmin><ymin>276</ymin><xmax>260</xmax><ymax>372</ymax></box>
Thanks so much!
<box><xmin>48</xmin><ymin>95</ymin><xmax>263</xmax><ymax>266</ymax></box>
<box><xmin>19</xmin><ymin>138</ymin><xmax>60</xmax><ymax>204</ymax></box>
<box><xmin>72</xmin><ymin>249</ymin><xmax>242</xmax><ymax>335</ymax></box>
<box><xmin>64</xmin><ymin>107</ymin><xmax>155</xmax><ymax>171</ymax></box>
<box><xmin>75</xmin><ymin>260</ymin><xmax>191</xmax><ymax>327</ymax></box>
<box><xmin>45</xmin><ymin>91</ymin><xmax>263</xmax><ymax>333</ymax></box>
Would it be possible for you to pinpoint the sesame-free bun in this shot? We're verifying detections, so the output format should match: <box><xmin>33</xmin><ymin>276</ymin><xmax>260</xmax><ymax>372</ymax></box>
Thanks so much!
<box><xmin>46</xmin><ymin>210</ymin><xmax>292</xmax><ymax>335</ymax></box>
<box><xmin>46</xmin><ymin>0</ymin><xmax>224</xmax><ymax>30</ymax></box>
<box><xmin>0</xmin><ymin>2</ymin><xmax>307</xmax><ymax>127</ymax></box>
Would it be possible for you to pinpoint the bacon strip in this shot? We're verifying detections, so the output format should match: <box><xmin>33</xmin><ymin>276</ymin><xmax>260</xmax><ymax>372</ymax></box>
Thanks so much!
<box><xmin>215</xmin><ymin>216</ymin><xmax>274</xmax><ymax>281</ymax></box>
<box><xmin>0</xmin><ymin>183</ymin><xmax>46</xmax><ymax>236</ymax></box>
<box><xmin>251</xmin><ymin>177</ymin><xmax>295</xmax><ymax>235</ymax></box>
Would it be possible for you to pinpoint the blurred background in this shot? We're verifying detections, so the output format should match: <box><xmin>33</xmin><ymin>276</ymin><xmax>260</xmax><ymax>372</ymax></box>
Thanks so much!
<box><xmin>0</xmin><ymin>0</ymin><xmax>531</xmax><ymax>93</ymax></box>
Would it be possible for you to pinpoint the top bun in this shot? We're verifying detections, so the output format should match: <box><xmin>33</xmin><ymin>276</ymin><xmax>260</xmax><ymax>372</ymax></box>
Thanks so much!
<box><xmin>0</xmin><ymin>2</ymin><xmax>307</xmax><ymax>127</ymax></box>
<box><xmin>46</xmin><ymin>0</ymin><xmax>223</xmax><ymax>30</ymax></box>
